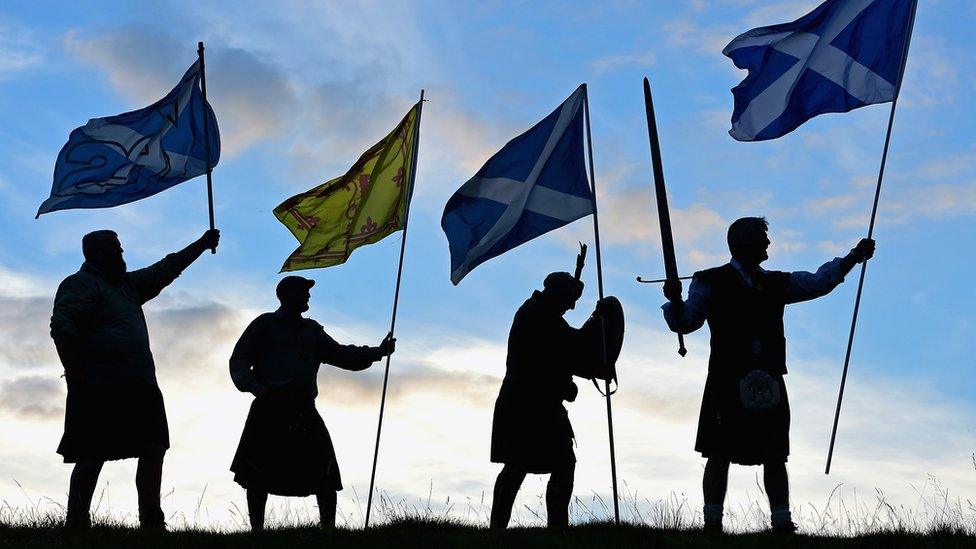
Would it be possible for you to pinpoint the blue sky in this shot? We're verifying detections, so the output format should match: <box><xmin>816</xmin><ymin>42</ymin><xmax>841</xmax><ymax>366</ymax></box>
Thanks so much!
<box><xmin>0</xmin><ymin>0</ymin><xmax>973</xmax><ymax>530</ymax></box>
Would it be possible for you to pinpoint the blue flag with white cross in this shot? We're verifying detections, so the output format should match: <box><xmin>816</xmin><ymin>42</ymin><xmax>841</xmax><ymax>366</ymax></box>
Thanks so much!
<box><xmin>441</xmin><ymin>85</ymin><xmax>594</xmax><ymax>284</ymax></box>
<box><xmin>38</xmin><ymin>59</ymin><xmax>220</xmax><ymax>216</ymax></box>
<box><xmin>724</xmin><ymin>0</ymin><xmax>915</xmax><ymax>142</ymax></box>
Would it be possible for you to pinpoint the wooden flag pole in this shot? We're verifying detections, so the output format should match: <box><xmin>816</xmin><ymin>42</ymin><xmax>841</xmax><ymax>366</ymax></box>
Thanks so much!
<box><xmin>197</xmin><ymin>41</ymin><xmax>216</xmax><ymax>254</ymax></box>
<box><xmin>364</xmin><ymin>90</ymin><xmax>425</xmax><ymax>528</ymax></box>
<box><xmin>582</xmin><ymin>83</ymin><xmax>621</xmax><ymax>525</ymax></box>
<box><xmin>825</xmin><ymin>0</ymin><xmax>918</xmax><ymax>474</ymax></box>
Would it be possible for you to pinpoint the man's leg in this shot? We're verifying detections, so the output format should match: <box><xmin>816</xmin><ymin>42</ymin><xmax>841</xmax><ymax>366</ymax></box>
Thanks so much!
<box><xmin>763</xmin><ymin>461</ymin><xmax>793</xmax><ymax>531</ymax></box>
<box><xmin>315</xmin><ymin>491</ymin><xmax>338</xmax><ymax>529</ymax></box>
<box><xmin>66</xmin><ymin>460</ymin><xmax>104</xmax><ymax>528</ymax></box>
<box><xmin>489</xmin><ymin>465</ymin><xmax>527</xmax><ymax>529</ymax></box>
<box><xmin>545</xmin><ymin>462</ymin><xmax>575</xmax><ymax>528</ymax></box>
<box><xmin>246</xmin><ymin>489</ymin><xmax>268</xmax><ymax>531</ymax></box>
<box><xmin>702</xmin><ymin>458</ymin><xmax>730</xmax><ymax>531</ymax></box>
<box><xmin>136</xmin><ymin>452</ymin><xmax>166</xmax><ymax>528</ymax></box>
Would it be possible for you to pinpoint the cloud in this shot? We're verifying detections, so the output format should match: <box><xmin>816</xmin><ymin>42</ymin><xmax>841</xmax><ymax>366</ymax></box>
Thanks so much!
<box><xmin>739</xmin><ymin>1</ymin><xmax>819</xmax><ymax>27</ymax></box>
<box><xmin>559</xmin><ymin>162</ymin><xmax>731</xmax><ymax>265</ymax></box>
<box><xmin>663</xmin><ymin>18</ymin><xmax>737</xmax><ymax>58</ymax></box>
<box><xmin>0</xmin><ymin>376</ymin><xmax>64</xmax><ymax>420</ymax></box>
<box><xmin>0</xmin><ymin>294</ymin><xmax>59</xmax><ymax>369</ymax></box>
<box><xmin>900</xmin><ymin>35</ymin><xmax>963</xmax><ymax>109</ymax></box>
<box><xmin>0</xmin><ymin>22</ymin><xmax>42</xmax><ymax>79</ymax></box>
<box><xmin>63</xmin><ymin>28</ymin><xmax>296</xmax><ymax>157</ymax></box>
<box><xmin>319</xmin><ymin>364</ymin><xmax>500</xmax><ymax>410</ymax></box>
<box><xmin>804</xmin><ymin>179</ymin><xmax>976</xmax><ymax>232</ymax></box>
<box><xmin>147</xmin><ymin>299</ymin><xmax>254</xmax><ymax>387</ymax></box>
<box><xmin>588</xmin><ymin>51</ymin><xmax>656</xmax><ymax>74</ymax></box>
<box><xmin>914</xmin><ymin>150</ymin><xmax>976</xmax><ymax>181</ymax></box>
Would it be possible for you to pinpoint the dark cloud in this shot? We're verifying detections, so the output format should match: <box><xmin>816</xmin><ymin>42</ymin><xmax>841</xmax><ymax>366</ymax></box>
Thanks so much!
<box><xmin>0</xmin><ymin>294</ymin><xmax>58</xmax><ymax>369</ymax></box>
<box><xmin>147</xmin><ymin>300</ymin><xmax>252</xmax><ymax>386</ymax></box>
<box><xmin>0</xmin><ymin>375</ymin><xmax>64</xmax><ymax>420</ymax></box>
<box><xmin>64</xmin><ymin>28</ymin><xmax>296</xmax><ymax>156</ymax></box>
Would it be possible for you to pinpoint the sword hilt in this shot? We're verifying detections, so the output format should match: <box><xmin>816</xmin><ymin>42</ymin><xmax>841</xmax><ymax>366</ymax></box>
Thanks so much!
<box><xmin>636</xmin><ymin>275</ymin><xmax>693</xmax><ymax>284</ymax></box>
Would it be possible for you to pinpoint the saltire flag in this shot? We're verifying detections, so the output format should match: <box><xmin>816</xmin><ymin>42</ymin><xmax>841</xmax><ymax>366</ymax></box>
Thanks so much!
<box><xmin>441</xmin><ymin>85</ymin><xmax>594</xmax><ymax>284</ymax></box>
<box><xmin>724</xmin><ymin>0</ymin><xmax>914</xmax><ymax>142</ymax></box>
<box><xmin>37</xmin><ymin>60</ymin><xmax>219</xmax><ymax>216</ymax></box>
<box><xmin>274</xmin><ymin>105</ymin><xmax>419</xmax><ymax>272</ymax></box>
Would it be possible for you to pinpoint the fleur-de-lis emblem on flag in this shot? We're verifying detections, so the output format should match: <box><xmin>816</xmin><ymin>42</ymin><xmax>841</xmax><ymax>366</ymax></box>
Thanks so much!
<box><xmin>362</xmin><ymin>217</ymin><xmax>378</xmax><ymax>233</ymax></box>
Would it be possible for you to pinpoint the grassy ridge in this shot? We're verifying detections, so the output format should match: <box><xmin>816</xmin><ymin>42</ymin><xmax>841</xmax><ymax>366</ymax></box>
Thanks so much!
<box><xmin>1</xmin><ymin>519</ymin><xmax>975</xmax><ymax>548</ymax></box>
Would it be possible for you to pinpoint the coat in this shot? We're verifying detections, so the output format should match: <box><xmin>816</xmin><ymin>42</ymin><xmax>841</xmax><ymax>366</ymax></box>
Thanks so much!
<box><xmin>490</xmin><ymin>291</ymin><xmax>600</xmax><ymax>473</ymax></box>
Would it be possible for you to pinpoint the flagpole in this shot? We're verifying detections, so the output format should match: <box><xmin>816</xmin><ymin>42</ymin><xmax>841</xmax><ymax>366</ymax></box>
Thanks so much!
<box><xmin>197</xmin><ymin>41</ymin><xmax>217</xmax><ymax>254</ymax></box>
<box><xmin>582</xmin><ymin>84</ymin><xmax>621</xmax><ymax>525</ymax></box>
<box><xmin>364</xmin><ymin>90</ymin><xmax>425</xmax><ymax>528</ymax></box>
<box><xmin>825</xmin><ymin>0</ymin><xmax>918</xmax><ymax>475</ymax></box>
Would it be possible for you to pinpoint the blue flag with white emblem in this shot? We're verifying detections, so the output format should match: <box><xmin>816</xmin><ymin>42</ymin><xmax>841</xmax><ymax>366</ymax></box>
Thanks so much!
<box><xmin>724</xmin><ymin>0</ymin><xmax>915</xmax><ymax>142</ymax></box>
<box><xmin>441</xmin><ymin>85</ymin><xmax>593</xmax><ymax>284</ymax></box>
<box><xmin>38</xmin><ymin>59</ymin><xmax>220</xmax><ymax>216</ymax></box>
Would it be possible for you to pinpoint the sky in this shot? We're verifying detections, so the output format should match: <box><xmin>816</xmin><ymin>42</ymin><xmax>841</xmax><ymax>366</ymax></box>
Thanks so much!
<box><xmin>0</xmin><ymin>0</ymin><xmax>974</xmax><ymax>532</ymax></box>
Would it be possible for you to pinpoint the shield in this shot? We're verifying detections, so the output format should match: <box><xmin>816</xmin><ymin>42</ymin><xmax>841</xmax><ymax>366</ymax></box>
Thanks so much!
<box><xmin>579</xmin><ymin>296</ymin><xmax>625</xmax><ymax>382</ymax></box>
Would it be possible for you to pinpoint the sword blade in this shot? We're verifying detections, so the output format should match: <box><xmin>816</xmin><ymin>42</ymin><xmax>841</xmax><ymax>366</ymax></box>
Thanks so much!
<box><xmin>643</xmin><ymin>76</ymin><xmax>687</xmax><ymax>356</ymax></box>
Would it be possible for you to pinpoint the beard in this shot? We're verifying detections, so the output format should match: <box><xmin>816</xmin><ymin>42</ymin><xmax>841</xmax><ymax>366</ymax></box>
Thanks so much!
<box><xmin>98</xmin><ymin>256</ymin><xmax>126</xmax><ymax>283</ymax></box>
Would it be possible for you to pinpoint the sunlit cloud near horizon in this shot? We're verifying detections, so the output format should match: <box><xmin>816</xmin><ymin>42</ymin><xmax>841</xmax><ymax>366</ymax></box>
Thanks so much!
<box><xmin>0</xmin><ymin>0</ymin><xmax>973</xmax><ymax>532</ymax></box>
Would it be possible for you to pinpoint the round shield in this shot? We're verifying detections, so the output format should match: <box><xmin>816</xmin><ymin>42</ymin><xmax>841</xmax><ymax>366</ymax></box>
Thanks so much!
<box><xmin>580</xmin><ymin>296</ymin><xmax>625</xmax><ymax>381</ymax></box>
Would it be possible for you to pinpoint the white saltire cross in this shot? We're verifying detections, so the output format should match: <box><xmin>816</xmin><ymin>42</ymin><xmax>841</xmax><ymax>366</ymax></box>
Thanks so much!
<box><xmin>451</xmin><ymin>86</ymin><xmax>594</xmax><ymax>283</ymax></box>
<box><xmin>728</xmin><ymin>0</ymin><xmax>897</xmax><ymax>140</ymax></box>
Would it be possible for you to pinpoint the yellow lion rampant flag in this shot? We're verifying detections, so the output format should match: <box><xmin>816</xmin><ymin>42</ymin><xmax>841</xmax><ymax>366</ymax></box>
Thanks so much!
<box><xmin>274</xmin><ymin>105</ymin><xmax>419</xmax><ymax>271</ymax></box>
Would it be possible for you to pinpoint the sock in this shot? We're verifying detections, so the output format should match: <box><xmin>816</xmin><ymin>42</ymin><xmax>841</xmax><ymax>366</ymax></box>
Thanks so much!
<box><xmin>770</xmin><ymin>504</ymin><xmax>791</xmax><ymax>527</ymax></box>
<box><xmin>703</xmin><ymin>504</ymin><xmax>723</xmax><ymax>524</ymax></box>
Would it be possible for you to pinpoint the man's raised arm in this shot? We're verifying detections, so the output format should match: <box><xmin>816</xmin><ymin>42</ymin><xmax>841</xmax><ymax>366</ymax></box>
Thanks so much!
<box><xmin>785</xmin><ymin>238</ymin><xmax>875</xmax><ymax>304</ymax></box>
<box><xmin>128</xmin><ymin>229</ymin><xmax>220</xmax><ymax>304</ymax></box>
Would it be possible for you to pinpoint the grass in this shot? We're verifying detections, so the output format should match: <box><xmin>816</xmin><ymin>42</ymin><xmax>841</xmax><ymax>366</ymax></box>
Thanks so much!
<box><xmin>0</xmin><ymin>517</ymin><xmax>974</xmax><ymax>548</ymax></box>
<box><xmin>1</xmin><ymin>471</ymin><xmax>974</xmax><ymax>547</ymax></box>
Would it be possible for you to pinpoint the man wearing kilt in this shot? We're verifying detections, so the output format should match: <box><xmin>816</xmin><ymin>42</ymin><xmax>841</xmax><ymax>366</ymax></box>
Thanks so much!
<box><xmin>662</xmin><ymin>217</ymin><xmax>874</xmax><ymax>534</ymax></box>
<box><xmin>489</xmin><ymin>266</ymin><xmax>618</xmax><ymax>530</ymax></box>
<box><xmin>51</xmin><ymin>229</ymin><xmax>220</xmax><ymax>529</ymax></box>
<box><xmin>229</xmin><ymin>276</ymin><xmax>395</xmax><ymax>531</ymax></box>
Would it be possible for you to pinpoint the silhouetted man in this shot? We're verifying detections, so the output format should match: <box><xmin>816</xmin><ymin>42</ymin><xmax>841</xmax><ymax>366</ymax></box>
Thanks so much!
<box><xmin>51</xmin><ymin>229</ymin><xmax>220</xmax><ymax>529</ymax></box>
<box><xmin>489</xmin><ymin>270</ymin><xmax>614</xmax><ymax>529</ymax></box>
<box><xmin>662</xmin><ymin>217</ymin><xmax>874</xmax><ymax>534</ymax></box>
<box><xmin>229</xmin><ymin>275</ymin><xmax>395</xmax><ymax>531</ymax></box>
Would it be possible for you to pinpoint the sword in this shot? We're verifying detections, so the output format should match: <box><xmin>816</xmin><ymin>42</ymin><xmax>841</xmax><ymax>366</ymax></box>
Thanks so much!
<box><xmin>643</xmin><ymin>76</ymin><xmax>686</xmax><ymax>357</ymax></box>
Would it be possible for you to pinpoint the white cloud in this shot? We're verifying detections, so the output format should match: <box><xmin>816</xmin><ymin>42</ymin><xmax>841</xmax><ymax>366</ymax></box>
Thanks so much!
<box><xmin>588</xmin><ymin>51</ymin><xmax>656</xmax><ymax>74</ymax></box>
<box><xmin>900</xmin><ymin>35</ymin><xmax>964</xmax><ymax>109</ymax></box>
<box><xmin>663</xmin><ymin>18</ymin><xmax>737</xmax><ymax>58</ymax></box>
<box><xmin>0</xmin><ymin>22</ymin><xmax>42</xmax><ymax>79</ymax></box>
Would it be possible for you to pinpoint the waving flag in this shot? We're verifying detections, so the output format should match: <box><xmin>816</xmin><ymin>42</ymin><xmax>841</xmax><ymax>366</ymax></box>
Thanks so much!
<box><xmin>724</xmin><ymin>0</ymin><xmax>915</xmax><ymax>141</ymax></box>
<box><xmin>441</xmin><ymin>85</ymin><xmax>593</xmax><ymax>284</ymax></box>
<box><xmin>274</xmin><ymin>104</ymin><xmax>419</xmax><ymax>272</ymax></box>
<box><xmin>37</xmin><ymin>60</ymin><xmax>219</xmax><ymax>216</ymax></box>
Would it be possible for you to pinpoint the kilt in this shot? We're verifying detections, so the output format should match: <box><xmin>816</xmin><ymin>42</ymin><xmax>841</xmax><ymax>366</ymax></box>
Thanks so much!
<box><xmin>231</xmin><ymin>395</ymin><xmax>341</xmax><ymax>496</ymax></box>
<box><xmin>57</xmin><ymin>382</ymin><xmax>169</xmax><ymax>463</ymax></box>
<box><xmin>490</xmin><ymin>384</ymin><xmax>576</xmax><ymax>474</ymax></box>
<box><xmin>695</xmin><ymin>370</ymin><xmax>790</xmax><ymax>465</ymax></box>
